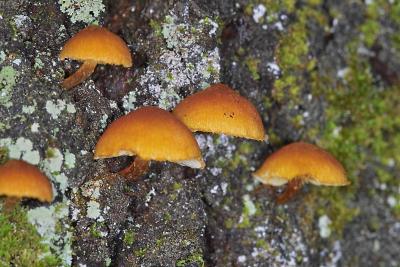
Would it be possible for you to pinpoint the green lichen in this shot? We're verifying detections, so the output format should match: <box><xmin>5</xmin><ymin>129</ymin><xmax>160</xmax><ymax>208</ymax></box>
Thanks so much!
<box><xmin>176</xmin><ymin>252</ymin><xmax>205</xmax><ymax>267</ymax></box>
<box><xmin>123</xmin><ymin>230</ymin><xmax>135</xmax><ymax>246</ymax></box>
<box><xmin>0</xmin><ymin>206</ymin><xmax>61</xmax><ymax>266</ymax></box>
<box><xmin>224</xmin><ymin>217</ymin><xmax>234</xmax><ymax>229</ymax></box>
<box><xmin>255</xmin><ymin>239</ymin><xmax>270</xmax><ymax>251</ymax></box>
<box><xmin>173</xmin><ymin>182</ymin><xmax>183</xmax><ymax>191</ymax></box>
<box><xmin>89</xmin><ymin>222</ymin><xmax>102</xmax><ymax>238</ymax></box>
<box><xmin>238</xmin><ymin>195</ymin><xmax>257</xmax><ymax>229</ymax></box>
<box><xmin>0</xmin><ymin>66</ymin><xmax>19</xmax><ymax>107</ymax></box>
<box><xmin>45</xmin><ymin>148</ymin><xmax>56</xmax><ymax>158</ymax></box>
<box><xmin>245</xmin><ymin>57</ymin><xmax>261</xmax><ymax>80</ymax></box>
<box><xmin>149</xmin><ymin>19</ymin><xmax>162</xmax><ymax>37</ymax></box>
<box><xmin>164</xmin><ymin>212</ymin><xmax>172</xmax><ymax>222</ymax></box>
<box><xmin>134</xmin><ymin>247</ymin><xmax>147</xmax><ymax>258</ymax></box>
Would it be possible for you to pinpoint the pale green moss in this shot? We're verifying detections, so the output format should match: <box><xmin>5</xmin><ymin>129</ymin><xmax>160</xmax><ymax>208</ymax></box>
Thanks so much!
<box><xmin>0</xmin><ymin>206</ymin><xmax>61</xmax><ymax>266</ymax></box>
<box><xmin>173</xmin><ymin>182</ymin><xmax>183</xmax><ymax>191</ymax></box>
<box><xmin>245</xmin><ymin>57</ymin><xmax>261</xmax><ymax>80</ymax></box>
<box><xmin>149</xmin><ymin>19</ymin><xmax>162</xmax><ymax>37</ymax></box>
<box><xmin>176</xmin><ymin>252</ymin><xmax>204</xmax><ymax>267</ymax></box>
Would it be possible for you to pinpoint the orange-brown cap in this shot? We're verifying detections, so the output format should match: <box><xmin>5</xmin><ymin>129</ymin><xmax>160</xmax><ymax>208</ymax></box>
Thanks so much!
<box><xmin>94</xmin><ymin>106</ymin><xmax>205</xmax><ymax>168</ymax></box>
<box><xmin>253</xmin><ymin>142</ymin><xmax>350</xmax><ymax>186</ymax></box>
<box><xmin>59</xmin><ymin>25</ymin><xmax>132</xmax><ymax>67</ymax></box>
<box><xmin>0</xmin><ymin>160</ymin><xmax>53</xmax><ymax>202</ymax></box>
<box><xmin>172</xmin><ymin>83</ymin><xmax>265</xmax><ymax>141</ymax></box>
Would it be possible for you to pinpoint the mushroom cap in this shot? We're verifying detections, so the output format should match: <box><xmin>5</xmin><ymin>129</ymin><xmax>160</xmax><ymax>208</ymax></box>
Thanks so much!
<box><xmin>94</xmin><ymin>106</ymin><xmax>205</xmax><ymax>168</ymax></box>
<box><xmin>59</xmin><ymin>25</ymin><xmax>132</xmax><ymax>67</ymax></box>
<box><xmin>172</xmin><ymin>83</ymin><xmax>265</xmax><ymax>141</ymax></box>
<box><xmin>0</xmin><ymin>160</ymin><xmax>53</xmax><ymax>202</ymax></box>
<box><xmin>253</xmin><ymin>142</ymin><xmax>350</xmax><ymax>186</ymax></box>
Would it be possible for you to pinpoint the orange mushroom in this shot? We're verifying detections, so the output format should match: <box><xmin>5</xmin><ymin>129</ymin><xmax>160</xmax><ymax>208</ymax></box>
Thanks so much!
<box><xmin>173</xmin><ymin>83</ymin><xmax>265</xmax><ymax>141</ymax></box>
<box><xmin>59</xmin><ymin>25</ymin><xmax>132</xmax><ymax>90</ymax></box>
<box><xmin>0</xmin><ymin>160</ymin><xmax>53</xmax><ymax>210</ymax></box>
<box><xmin>253</xmin><ymin>142</ymin><xmax>350</xmax><ymax>203</ymax></box>
<box><xmin>94</xmin><ymin>106</ymin><xmax>205</xmax><ymax>178</ymax></box>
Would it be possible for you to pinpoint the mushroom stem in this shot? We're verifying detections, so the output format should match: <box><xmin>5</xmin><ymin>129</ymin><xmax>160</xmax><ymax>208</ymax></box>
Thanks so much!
<box><xmin>276</xmin><ymin>178</ymin><xmax>304</xmax><ymax>204</ymax></box>
<box><xmin>2</xmin><ymin>197</ymin><xmax>20</xmax><ymax>212</ymax></box>
<box><xmin>118</xmin><ymin>157</ymin><xmax>149</xmax><ymax>180</ymax></box>
<box><xmin>62</xmin><ymin>60</ymin><xmax>97</xmax><ymax>90</ymax></box>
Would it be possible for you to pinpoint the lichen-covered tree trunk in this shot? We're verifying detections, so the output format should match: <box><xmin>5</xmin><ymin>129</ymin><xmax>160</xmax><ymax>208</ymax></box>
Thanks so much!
<box><xmin>0</xmin><ymin>0</ymin><xmax>399</xmax><ymax>266</ymax></box>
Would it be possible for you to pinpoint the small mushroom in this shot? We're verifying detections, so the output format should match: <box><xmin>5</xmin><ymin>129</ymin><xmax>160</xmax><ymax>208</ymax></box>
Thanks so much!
<box><xmin>0</xmin><ymin>160</ymin><xmax>53</xmax><ymax>210</ymax></box>
<box><xmin>94</xmin><ymin>106</ymin><xmax>205</xmax><ymax>178</ymax></box>
<box><xmin>253</xmin><ymin>142</ymin><xmax>350</xmax><ymax>203</ymax></box>
<box><xmin>59</xmin><ymin>25</ymin><xmax>132</xmax><ymax>90</ymax></box>
<box><xmin>173</xmin><ymin>83</ymin><xmax>265</xmax><ymax>141</ymax></box>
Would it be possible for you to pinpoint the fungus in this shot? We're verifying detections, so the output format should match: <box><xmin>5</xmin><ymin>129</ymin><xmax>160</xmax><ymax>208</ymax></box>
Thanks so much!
<box><xmin>59</xmin><ymin>25</ymin><xmax>132</xmax><ymax>90</ymax></box>
<box><xmin>0</xmin><ymin>160</ymin><xmax>53</xmax><ymax>210</ymax></box>
<box><xmin>94</xmin><ymin>106</ymin><xmax>205</xmax><ymax>178</ymax></box>
<box><xmin>253</xmin><ymin>142</ymin><xmax>350</xmax><ymax>203</ymax></box>
<box><xmin>173</xmin><ymin>83</ymin><xmax>265</xmax><ymax>141</ymax></box>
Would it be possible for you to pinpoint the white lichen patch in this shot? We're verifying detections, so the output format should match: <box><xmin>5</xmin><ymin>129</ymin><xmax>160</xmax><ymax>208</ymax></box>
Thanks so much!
<box><xmin>195</xmin><ymin>134</ymin><xmax>216</xmax><ymax>158</ymax></box>
<box><xmin>253</xmin><ymin>4</ymin><xmax>266</xmax><ymax>23</ymax></box>
<box><xmin>267</xmin><ymin>61</ymin><xmax>281</xmax><ymax>77</ymax></box>
<box><xmin>145</xmin><ymin>187</ymin><xmax>156</xmax><ymax>207</ymax></box>
<box><xmin>318</xmin><ymin>215</ymin><xmax>332</xmax><ymax>238</ymax></box>
<box><xmin>64</xmin><ymin>150</ymin><xmax>76</xmax><ymax>169</ymax></box>
<box><xmin>387</xmin><ymin>195</ymin><xmax>397</xmax><ymax>207</ymax></box>
<box><xmin>66</xmin><ymin>103</ymin><xmax>76</xmax><ymax>113</ymax></box>
<box><xmin>200</xmin><ymin>17</ymin><xmax>219</xmax><ymax>36</ymax></box>
<box><xmin>54</xmin><ymin>173</ymin><xmax>69</xmax><ymax>194</ymax></box>
<box><xmin>0</xmin><ymin>66</ymin><xmax>19</xmax><ymax>108</ymax></box>
<box><xmin>13</xmin><ymin>15</ymin><xmax>30</xmax><ymax>28</ymax></box>
<box><xmin>0</xmin><ymin>137</ymin><xmax>40</xmax><ymax>164</ymax></box>
<box><xmin>238</xmin><ymin>255</ymin><xmax>247</xmax><ymax>263</ymax></box>
<box><xmin>99</xmin><ymin>114</ymin><xmax>109</xmax><ymax>131</ymax></box>
<box><xmin>123</xmin><ymin>12</ymin><xmax>220</xmax><ymax>112</ymax></box>
<box><xmin>44</xmin><ymin>147</ymin><xmax>64</xmax><ymax>173</ymax></box>
<box><xmin>320</xmin><ymin>241</ymin><xmax>343</xmax><ymax>267</ymax></box>
<box><xmin>34</xmin><ymin>57</ymin><xmax>45</xmax><ymax>70</ymax></box>
<box><xmin>31</xmin><ymin>122</ymin><xmax>40</xmax><ymax>133</ymax></box>
<box><xmin>122</xmin><ymin>91</ymin><xmax>137</xmax><ymax>112</ymax></box>
<box><xmin>81</xmin><ymin>180</ymin><xmax>102</xmax><ymax>199</ymax></box>
<box><xmin>27</xmin><ymin>201</ymin><xmax>73</xmax><ymax>266</ymax></box>
<box><xmin>86</xmin><ymin>200</ymin><xmax>104</xmax><ymax>221</ymax></box>
<box><xmin>242</xmin><ymin>194</ymin><xmax>257</xmax><ymax>216</ymax></box>
<box><xmin>12</xmin><ymin>59</ymin><xmax>22</xmax><ymax>66</ymax></box>
<box><xmin>45</xmin><ymin>100</ymin><xmax>65</xmax><ymax>119</ymax></box>
<box><xmin>58</xmin><ymin>0</ymin><xmax>105</xmax><ymax>24</ymax></box>
<box><xmin>0</xmin><ymin>51</ymin><xmax>6</xmax><ymax>64</ymax></box>
<box><xmin>45</xmin><ymin>99</ymin><xmax>76</xmax><ymax>119</ymax></box>
<box><xmin>22</xmin><ymin>100</ymin><xmax>37</xmax><ymax>114</ymax></box>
